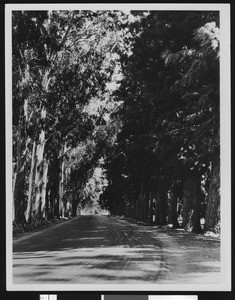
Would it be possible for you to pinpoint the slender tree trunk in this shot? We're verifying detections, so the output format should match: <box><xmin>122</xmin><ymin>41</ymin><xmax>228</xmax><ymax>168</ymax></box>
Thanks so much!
<box><xmin>12</xmin><ymin>165</ymin><xmax>17</xmax><ymax>198</ymax></box>
<box><xmin>159</xmin><ymin>188</ymin><xmax>167</xmax><ymax>225</ymax></box>
<box><xmin>71</xmin><ymin>188</ymin><xmax>80</xmax><ymax>217</ymax></box>
<box><xmin>71</xmin><ymin>203</ymin><xmax>77</xmax><ymax>217</ymax></box>
<box><xmin>14</xmin><ymin>169</ymin><xmax>26</xmax><ymax>224</ymax></box>
<box><xmin>129</xmin><ymin>195</ymin><xmax>134</xmax><ymax>218</ymax></box>
<box><xmin>54</xmin><ymin>193</ymin><xmax>60</xmax><ymax>218</ymax></box>
<box><xmin>59</xmin><ymin>158</ymin><xmax>65</xmax><ymax>217</ymax></box>
<box><xmin>143</xmin><ymin>191</ymin><xmax>149</xmax><ymax>222</ymax></box>
<box><xmin>181</xmin><ymin>177</ymin><xmax>193</xmax><ymax>228</ymax></box>
<box><xmin>182</xmin><ymin>172</ymin><xmax>202</xmax><ymax>233</ymax></box>
<box><xmin>204</xmin><ymin>152</ymin><xmax>220</xmax><ymax>231</ymax></box>
<box><xmin>191</xmin><ymin>173</ymin><xmax>202</xmax><ymax>233</ymax></box>
<box><xmin>71</xmin><ymin>193</ymin><xmax>78</xmax><ymax>217</ymax></box>
<box><xmin>134</xmin><ymin>195</ymin><xmax>139</xmax><ymax>219</ymax></box>
<box><xmin>168</xmin><ymin>184</ymin><xmax>180</xmax><ymax>228</ymax></box>
<box><xmin>124</xmin><ymin>196</ymin><xmax>129</xmax><ymax>217</ymax></box>
<box><xmin>34</xmin><ymin>129</ymin><xmax>46</xmax><ymax>221</ymax></box>
<box><xmin>118</xmin><ymin>196</ymin><xmax>124</xmax><ymax>216</ymax></box>
<box><xmin>45</xmin><ymin>186</ymin><xmax>50</xmax><ymax>220</ymax></box>
<box><xmin>155</xmin><ymin>193</ymin><xmax>161</xmax><ymax>225</ymax></box>
<box><xmin>122</xmin><ymin>196</ymin><xmax>127</xmax><ymax>216</ymax></box>
<box><xmin>12</xmin><ymin>164</ymin><xmax>17</xmax><ymax>222</ymax></box>
<box><xmin>25</xmin><ymin>140</ymin><xmax>37</xmax><ymax>223</ymax></box>
<box><xmin>51</xmin><ymin>157</ymin><xmax>61</xmax><ymax>219</ymax></box>
<box><xmin>59</xmin><ymin>145</ymin><xmax>67</xmax><ymax>218</ymax></box>
<box><xmin>33</xmin><ymin>104</ymin><xmax>48</xmax><ymax>222</ymax></box>
<box><xmin>138</xmin><ymin>181</ymin><xmax>144</xmax><ymax>220</ymax></box>
<box><xmin>131</xmin><ymin>198</ymin><xmax>135</xmax><ymax>218</ymax></box>
<box><xmin>149</xmin><ymin>192</ymin><xmax>153</xmax><ymax>223</ymax></box>
<box><xmin>131</xmin><ymin>196</ymin><xmax>134</xmax><ymax>218</ymax></box>
<box><xmin>126</xmin><ymin>199</ymin><xmax>130</xmax><ymax>217</ymax></box>
<box><xmin>14</xmin><ymin>128</ymin><xmax>26</xmax><ymax>225</ymax></box>
<box><xmin>46</xmin><ymin>166</ymin><xmax>59</xmax><ymax>220</ymax></box>
<box><xmin>41</xmin><ymin>160</ymin><xmax>48</xmax><ymax>219</ymax></box>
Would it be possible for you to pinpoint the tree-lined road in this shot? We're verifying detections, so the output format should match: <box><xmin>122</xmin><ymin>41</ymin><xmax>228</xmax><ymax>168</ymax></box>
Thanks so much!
<box><xmin>13</xmin><ymin>215</ymin><xmax>220</xmax><ymax>284</ymax></box>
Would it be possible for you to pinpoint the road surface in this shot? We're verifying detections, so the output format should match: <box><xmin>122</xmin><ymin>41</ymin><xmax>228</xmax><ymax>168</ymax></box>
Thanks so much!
<box><xmin>13</xmin><ymin>215</ymin><xmax>220</xmax><ymax>284</ymax></box>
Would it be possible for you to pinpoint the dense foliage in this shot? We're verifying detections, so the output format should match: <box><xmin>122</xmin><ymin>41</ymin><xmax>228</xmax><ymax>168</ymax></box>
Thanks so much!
<box><xmin>100</xmin><ymin>11</ymin><xmax>220</xmax><ymax>233</ymax></box>
<box><xmin>12</xmin><ymin>10</ymin><xmax>220</xmax><ymax>233</ymax></box>
<box><xmin>12</xmin><ymin>10</ymin><xmax>129</xmax><ymax>224</ymax></box>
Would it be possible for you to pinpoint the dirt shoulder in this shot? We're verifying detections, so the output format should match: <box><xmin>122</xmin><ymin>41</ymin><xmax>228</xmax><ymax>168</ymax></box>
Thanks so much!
<box><xmin>115</xmin><ymin>215</ymin><xmax>220</xmax><ymax>283</ymax></box>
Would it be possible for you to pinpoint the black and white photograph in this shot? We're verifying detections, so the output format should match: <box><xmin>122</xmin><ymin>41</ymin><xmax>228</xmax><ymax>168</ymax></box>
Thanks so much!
<box><xmin>5</xmin><ymin>3</ymin><xmax>231</xmax><ymax>291</ymax></box>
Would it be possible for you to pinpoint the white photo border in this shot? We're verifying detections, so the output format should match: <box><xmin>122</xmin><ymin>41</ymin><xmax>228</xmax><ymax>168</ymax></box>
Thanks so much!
<box><xmin>5</xmin><ymin>3</ymin><xmax>231</xmax><ymax>291</ymax></box>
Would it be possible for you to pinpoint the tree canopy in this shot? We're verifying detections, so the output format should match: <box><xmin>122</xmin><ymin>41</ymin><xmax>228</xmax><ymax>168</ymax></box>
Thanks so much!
<box><xmin>12</xmin><ymin>10</ymin><xmax>220</xmax><ymax>234</ymax></box>
<box><xmin>100</xmin><ymin>11</ymin><xmax>220</xmax><ymax>233</ymax></box>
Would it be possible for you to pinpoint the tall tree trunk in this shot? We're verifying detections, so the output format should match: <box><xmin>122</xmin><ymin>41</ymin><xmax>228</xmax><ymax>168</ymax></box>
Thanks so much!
<box><xmin>149</xmin><ymin>192</ymin><xmax>153</xmax><ymax>223</ymax></box>
<box><xmin>54</xmin><ymin>193</ymin><xmax>60</xmax><ymax>218</ymax></box>
<box><xmin>126</xmin><ymin>199</ymin><xmax>129</xmax><ymax>217</ymax></box>
<box><xmin>12</xmin><ymin>164</ymin><xmax>17</xmax><ymax>222</ymax></box>
<box><xmin>32</xmin><ymin>104</ymin><xmax>48</xmax><ymax>221</ymax></box>
<box><xmin>45</xmin><ymin>186</ymin><xmax>50</xmax><ymax>220</ymax></box>
<box><xmin>59</xmin><ymin>158</ymin><xmax>65</xmax><ymax>217</ymax></box>
<box><xmin>155</xmin><ymin>193</ymin><xmax>160</xmax><ymax>225</ymax></box>
<box><xmin>138</xmin><ymin>181</ymin><xmax>144</xmax><ymax>220</ymax></box>
<box><xmin>41</xmin><ymin>160</ymin><xmax>48</xmax><ymax>219</ymax></box>
<box><xmin>204</xmin><ymin>152</ymin><xmax>220</xmax><ymax>231</ymax></box>
<box><xmin>143</xmin><ymin>191</ymin><xmax>149</xmax><ymax>222</ymax></box>
<box><xmin>159</xmin><ymin>188</ymin><xmax>167</xmax><ymax>225</ymax></box>
<box><xmin>131</xmin><ymin>194</ymin><xmax>134</xmax><ymax>217</ymax></box>
<box><xmin>130</xmin><ymin>196</ymin><xmax>134</xmax><ymax>218</ymax></box>
<box><xmin>25</xmin><ymin>140</ymin><xmax>37</xmax><ymax>223</ymax></box>
<box><xmin>182</xmin><ymin>172</ymin><xmax>202</xmax><ymax>233</ymax></box>
<box><xmin>118</xmin><ymin>196</ymin><xmax>124</xmax><ymax>216</ymax></box>
<box><xmin>14</xmin><ymin>169</ymin><xmax>26</xmax><ymax>224</ymax></box>
<box><xmin>134</xmin><ymin>195</ymin><xmax>139</xmax><ymax>220</ymax></box>
<box><xmin>181</xmin><ymin>177</ymin><xmax>193</xmax><ymax>228</ymax></box>
<box><xmin>59</xmin><ymin>145</ymin><xmax>67</xmax><ymax>218</ymax></box>
<box><xmin>14</xmin><ymin>128</ymin><xmax>26</xmax><ymax>225</ymax></box>
<box><xmin>191</xmin><ymin>174</ymin><xmax>202</xmax><ymax>233</ymax></box>
<box><xmin>168</xmin><ymin>184</ymin><xmax>180</xmax><ymax>228</ymax></box>
<box><xmin>72</xmin><ymin>203</ymin><xmax>78</xmax><ymax>217</ymax></box>
<box><xmin>71</xmin><ymin>191</ymin><xmax>78</xmax><ymax>217</ymax></box>
<box><xmin>46</xmin><ymin>160</ymin><xmax>59</xmax><ymax>219</ymax></box>
<box><xmin>122</xmin><ymin>196</ymin><xmax>127</xmax><ymax>216</ymax></box>
<box><xmin>34</xmin><ymin>129</ymin><xmax>46</xmax><ymax>221</ymax></box>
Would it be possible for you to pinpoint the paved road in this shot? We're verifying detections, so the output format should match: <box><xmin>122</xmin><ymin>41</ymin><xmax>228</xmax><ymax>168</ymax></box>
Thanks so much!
<box><xmin>13</xmin><ymin>215</ymin><xmax>220</xmax><ymax>285</ymax></box>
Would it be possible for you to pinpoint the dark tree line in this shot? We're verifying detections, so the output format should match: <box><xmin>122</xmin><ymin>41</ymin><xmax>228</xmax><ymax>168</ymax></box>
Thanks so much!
<box><xmin>100</xmin><ymin>11</ymin><xmax>220</xmax><ymax>233</ymax></box>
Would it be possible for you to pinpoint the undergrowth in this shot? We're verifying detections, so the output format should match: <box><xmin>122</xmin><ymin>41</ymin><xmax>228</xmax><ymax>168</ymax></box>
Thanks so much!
<box><xmin>13</xmin><ymin>217</ymin><xmax>68</xmax><ymax>237</ymax></box>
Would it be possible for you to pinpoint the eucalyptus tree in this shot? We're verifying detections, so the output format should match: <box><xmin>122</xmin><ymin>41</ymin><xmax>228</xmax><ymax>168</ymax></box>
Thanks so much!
<box><xmin>12</xmin><ymin>10</ymin><xmax>130</xmax><ymax>224</ymax></box>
